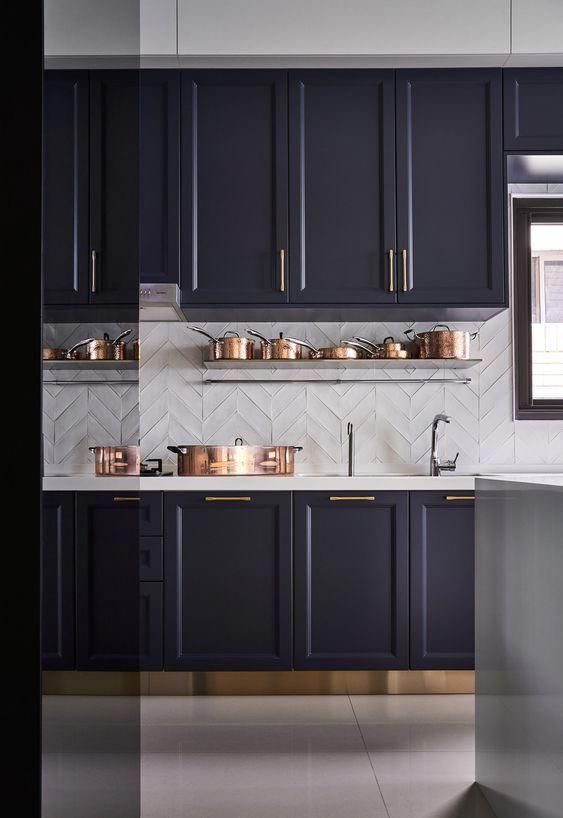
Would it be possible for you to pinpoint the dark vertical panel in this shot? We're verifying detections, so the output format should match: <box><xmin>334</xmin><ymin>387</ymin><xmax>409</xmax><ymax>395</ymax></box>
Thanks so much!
<box><xmin>180</xmin><ymin>70</ymin><xmax>288</xmax><ymax>303</ymax></box>
<box><xmin>41</xmin><ymin>493</ymin><xmax>75</xmax><ymax>669</ymax></box>
<box><xmin>289</xmin><ymin>70</ymin><xmax>397</xmax><ymax>303</ymax></box>
<box><xmin>410</xmin><ymin>492</ymin><xmax>475</xmax><ymax>670</ymax></box>
<box><xmin>504</xmin><ymin>68</ymin><xmax>563</xmax><ymax>150</ymax></box>
<box><xmin>164</xmin><ymin>492</ymin><xmax>292</xmax><ymax>670</ymax></box>
<box><xmin>396</xmin><ymin>69</ymin><xmax>505</xmax><ymax>305</ymax></box>
<box><xmin>294</xmin><ymin>492</ymin><xmax>409</xmax><ymax>670</ymax></box>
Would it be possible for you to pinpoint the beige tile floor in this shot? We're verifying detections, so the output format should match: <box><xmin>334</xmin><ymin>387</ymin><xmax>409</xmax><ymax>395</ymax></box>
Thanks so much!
<box><xmin>140</xmin><ymin>695</ymin><xmax>496</xmax><ymax>818</ymax></box>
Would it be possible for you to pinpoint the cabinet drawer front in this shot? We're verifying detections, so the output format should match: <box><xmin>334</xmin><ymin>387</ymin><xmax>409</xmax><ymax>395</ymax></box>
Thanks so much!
<box><xmin>140</xmin><ymin>537</ymin><xmax>163</xmax><ymax>581</ymax></box>
<box><xmin>504</xmin><ymin>69</ymin><xmax>563</xmax><ymax>150</ymax></box>
<box><xmin>410</xmin><ymin>492</ymin><xmax>475</xmax><ymax>670</ymax></box>
<box><xmin>294</xmin><ymin>491</ymin><xmax>409</xmax><ymax>670</ymax></box>
<box><xmin>164</xmin><ymin>492</ymin><xmax>292</xmax><ymax>670</ymax></box>
<box><xmin>140</xmin><ymin>493</ymin><xmax>163</xmax><ymax>536</ymax></box>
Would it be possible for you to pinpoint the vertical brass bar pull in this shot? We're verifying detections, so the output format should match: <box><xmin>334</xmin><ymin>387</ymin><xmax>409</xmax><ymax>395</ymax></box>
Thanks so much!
<box><xmin>279</xmin><ymin>249</ymin><xmax>285</xmax><ymax>293</ymax></box>
<box><xmin>91</xmin><ymin>250</ymin><xmax>97</xmax><ymax>293</ymax></box>
<box><xmin>388</xmin><ymin>249</ymin><xmax>394</xmax><ymax>293</ymax></box>
<box><xmin>401</xmin><ymin>248</ymin><xmax>408</xmax><ymax>292</ymax></box>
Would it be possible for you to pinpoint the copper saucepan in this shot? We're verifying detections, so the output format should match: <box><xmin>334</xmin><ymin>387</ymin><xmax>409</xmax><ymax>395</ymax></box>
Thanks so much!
<box><xmin>190</xmin><ymin>327</ymin><xmax>255</xmax><ymax>360</ymax></box>
<box><xmin>354</xmin><ymin>336</ymin><xmax>411</xmax><ymax>359</ymax></box>
<box><xmin>167</xmin><ymin>438</ymin><xmax>303</xmax><ymax>476</ymax></box>
<box><xmin>42</xmin><ymin>338</ymin><xmax>95</xmax><ymax>361</ymax></box>
<box><xmin>246</xmin><ymin>329</ymin><xmax>304</xmax><ymax>360</ymax></box>
<box><xmin>86</xmin><ymin>329</ymin><xmax>133</xmax><ymax>361</ymax></box>
<box><xmin>89</xmin><ymin>445</ymin><xmax>140</xmax><ymax>475</ymax></box>
<box><xmin>405</xmin><ymin>324</ymin><xmax>479</xmax><ymax>360</ymax></box>
<box><xmin>284</xmin><ymin>338</ymin><xmax>373</xmax><ymax>360</ymax></box>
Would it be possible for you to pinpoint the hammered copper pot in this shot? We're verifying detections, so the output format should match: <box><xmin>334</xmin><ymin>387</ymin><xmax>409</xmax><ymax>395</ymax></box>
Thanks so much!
<box><xmin>246</xmin><ymin>329</ymin><xmax>304</xmax><ymax>360</ymax></box>
<box><xmin>167</xmin><ymin>440</ymin><xmax>303</xmax><ymax>476</ymax></box>
<box><xmin>189</xmin><ymin>326</ymin><xmax>255</xmax><ymax>360</ymax></box>
<box><xmin>89</xmin><ymin>445</ymin><xmax>140</xmax><ymax>475</ymax></box>
<box><xmin>42</xmin><ymin>338</ymin><xmax>95</xmax><ymax>361</ymax></box>
<box><xmin>405</xmin><ymin>324</ymin><xmax>478</xmax><ymax>360</ymax></box>
<box><xmin>284</xmin><ymin>338</ymin><xmax>372</xmax><ymax>360</ymax></box>
<box><xmin>86</xmin><ymin>330</ymin><xmax>133</xmax><ymax>361</ymax></box>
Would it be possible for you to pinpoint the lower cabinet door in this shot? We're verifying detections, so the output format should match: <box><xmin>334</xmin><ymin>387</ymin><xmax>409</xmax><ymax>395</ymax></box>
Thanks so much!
<box><xmin>42</xmin><ymin>493</ymin><xmax>75</xmax><ymax>670</ymax></box>
<box><xmin>410</xmin><ymin>492</ymin><xmax>475</xmax><ymax>670</ymax></box>
<box><xmin>294</xmin><ymin>492</ymin><xmax>409</xmax><ymax>670</ymax></box>
<box><xmin>76</xmin><ymin>493</ymin><xmax>163</xmax><ymax>670</ymax></box>
<box><xmin>164</xmin><ymin>492</ymin><xmax>292</xmax><ymax>670</ymax></box>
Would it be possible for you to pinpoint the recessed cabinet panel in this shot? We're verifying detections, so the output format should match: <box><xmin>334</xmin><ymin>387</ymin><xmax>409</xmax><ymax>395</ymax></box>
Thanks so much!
<box><xmin>294</xmin><ymin>492</ymin><xmax>409</xmax><ymax>670</ymax></box>
<box><xmin>396</xmin><ymin>69</ymin><xmax>505</xmax><ymax>305</ymax></box>
<box><xmin>504</xmin><ymin>69</ymin><xmax>563</xmax><ymax>151</ymax></box>
<box><xmin>43</xmin><ymin>72</ymin><xmax>89</xmax><ymax>305</ymax></box>
<box><xmin>410</xmin><ymin>492</ymin><xmax>475</xmax><ymax>670</ymax></box>
<box><xmin>164</xmin><ymin>492</ymin><xmax>292</xmax><ymax>670</ymax></box>
<box><xmin>180</xmin><ymin>71</ymin><xmax>289</xmax><ymax>304</ymax></box>
<box><xmin>289</xmin><ymin>71</ymin><xmax>396</xmax><ymax>303</ymax></box>
<box><xmin>42</xmin><ymin>493</ymin><xmax>75</xmax><ymax>670</ymax></box>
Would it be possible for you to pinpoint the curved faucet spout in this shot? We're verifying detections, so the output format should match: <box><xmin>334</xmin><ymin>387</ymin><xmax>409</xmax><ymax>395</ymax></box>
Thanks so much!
<box><xmin>430</xmin><ymin>414</ymin><xmax>455</xmax><ymax>476</ymax></box>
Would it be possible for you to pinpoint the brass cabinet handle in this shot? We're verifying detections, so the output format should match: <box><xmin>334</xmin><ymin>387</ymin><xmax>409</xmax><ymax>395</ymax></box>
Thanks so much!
<box><xmin>445</xmin><ymin>496</ymin><xmax>475</xmax><ymax>501</ymax></box>
<box><xmin>401</xmin><ymin>248</ymin><xmax>408</xmax><ymax>292</ymax></box>
<box><xmin>388</xmin><ymin>249</ymin><xmax>394</xmax><ymax>293</ymax></box>
<box><xmin>205</xmin><ymin>496</ymin><xmax>252</xmax><ymax>502</ymax></box>
<box><xmin>279</xmin><ymin>249</ymin><xmax>285</xmax><ymax>293</ymax></box>
<box><xmin>330</xmin><ymin>496</ymin><xmax>375</xmax><ymax>501</ymax></box>
<box><xmin>113</xmin><ymin>497</ymin><xmax>141</xmax><ymax>501</ymax></box>
<box><xmin>91</xmin><ymin>249</ymin><xmax>97</xmax><ymax>293</ymax></box>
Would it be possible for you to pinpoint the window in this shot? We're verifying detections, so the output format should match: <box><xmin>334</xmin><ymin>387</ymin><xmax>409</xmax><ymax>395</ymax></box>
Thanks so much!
<box><xmin>513</xmin><ymin>199</ymin><xmax>563</xmax><ymax>419</ymax></box>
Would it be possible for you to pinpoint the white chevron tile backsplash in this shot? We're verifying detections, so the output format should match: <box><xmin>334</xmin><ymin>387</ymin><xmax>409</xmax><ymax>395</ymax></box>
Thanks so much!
<box><xmin>43</xmin><ymin>316</ymin><xmax>563</xmax><ymax>471</ymax></box>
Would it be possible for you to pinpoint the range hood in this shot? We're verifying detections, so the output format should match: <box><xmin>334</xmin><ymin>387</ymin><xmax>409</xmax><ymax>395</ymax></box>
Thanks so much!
<box><xmin>139</xmin><ymin>284</ymin><xmax>184</xmax><ymax>321</ymax></box>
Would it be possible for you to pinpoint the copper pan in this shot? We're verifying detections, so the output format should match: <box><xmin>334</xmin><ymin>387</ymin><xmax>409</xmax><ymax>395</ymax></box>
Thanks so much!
<box><xmin>354</xmin><ymin>336</ymin><xmax>411</xmax><ymax>359</ymax></box>
<box><xmin>190</xmin><ymin>326</ymin><xmax>255</xmax><ymax>360</ymax></box>
<box><xmin>86</xmin><ymin>329</ymin><xmax>132</xmax><ymax>361</ymax></box>
<box><xmin>89</xmin><ymin>445</ymin><xmax>140</xmax><ymax>475</ymax></box>
<box><xmin>246</xmin><ymin>329</ymin><xmax>304</xmax><ymax>360</ymax></box>
<box><xmin>168</xmin><ymin>439</ymin><xmax>303</xmax><ymax>476</ymax></box>
<box><xmin>405</xmin><ymin>324</ymin><xmax>478</xmax><ymax>360</ymax></box>
<box><xmin>284</xmin><ymin>338</ymin><xmax>373</xmax><ymax>360</ymax></box>
<box><xmin>42</xmin><ymin>338</ymin><xmax>95</xmax><ymax>361</ymax></box>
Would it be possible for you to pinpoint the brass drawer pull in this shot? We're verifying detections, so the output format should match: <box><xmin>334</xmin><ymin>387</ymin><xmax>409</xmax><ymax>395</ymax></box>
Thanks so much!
<box><xmin>388</xmin><ymin>249</ymin><xmax>394</xmax><ymax>293</ymax></box>
<box><xmin>91</xmin><ymin>249</ymin><xmax>97</xmax><ymax>293</ymax></box>
<box><xmin>205</xmin><ymin>496</ymin><xmax>252</xmax><ymax>502</ymax></box>
<box><xmin>279</xmin><ymin>248</ymin><xmax>286</xmax><ymax>293</ymax></box>
<box><xmin>401</xmin><ymin>248</ymin><xmax>408</xmax><ymax>292</ymax></box>
<box><xmin>330</xmin><ymin>496</ymin><xmax>375</xmax><ymax>501</ymax></box>
<box><xmin>445</xmin><ymin>495</ymin><xmax>475</xmax><ymax>501</ymax></box>
<box><xmin>113</xmin><ymin>496</ymin><xmax>141</xmax><ymax>501</ymax></box>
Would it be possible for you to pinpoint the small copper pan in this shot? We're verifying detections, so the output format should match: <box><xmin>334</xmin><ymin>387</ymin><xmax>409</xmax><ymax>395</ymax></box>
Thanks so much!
<box><xmin>190</xmin><ymin>326</ymin><xmax>255</xmax><ymax>360</ymax></box>
<box><xmin>42</xmin><ymin>338</ymin><xmax>95</xmax><ymax>361</ymax></box>
<box><xmin>247</xmin><ymin>329</ymin><xmax>304</xmax><ymax>360</ymax></box>
<box><xmin>285</xmin><ymin>338</ymin><xmax>373</xmax><ymax>360</ymax></box>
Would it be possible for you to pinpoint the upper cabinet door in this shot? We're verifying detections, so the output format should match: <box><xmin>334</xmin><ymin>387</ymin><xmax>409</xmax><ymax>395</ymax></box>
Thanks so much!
<box><xmin>139</xmin><ymin>71</ymin><xmax>180</xmax><ymax>284</ymax></box>
<box><xmin>289</xmin><ymin>71</ymin><xmax>396</xmax><ymax>304</ymax></box>
<box><xmin>89</xmin><ymin>72</ymin><xmax>140</xmax><ymax>305</ymax></box>
<box><xmin>180</xmin><ymin>71</ymin><xmax>288</xmax><ymax>304</ymax></box>
<box><xmin>504</xmin><ymin>69</ymin><xmax>563</xmax><ymax>151</ymax></box>
<box><xmin>396</xmin><ymin>69</ymin><xmax>505</xmax><ymax>305</ymax></box>
<box><xmin>43</xmin><ymin>72</ymin><xmax>89</xmax><ymax>305</ymax></box>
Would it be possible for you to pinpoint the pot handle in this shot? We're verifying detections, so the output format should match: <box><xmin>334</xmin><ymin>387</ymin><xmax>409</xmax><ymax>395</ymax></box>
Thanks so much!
<box><xmin>223</xmin><ymin>330</ymin><xmax>240</xmax><ymax>338</ymax></box>
<box><xmin>404</xmin><ymin>328</ymin><xmax>421</xmax><ymax>341</ymax></box>
<box><xmin>234</xmin><ymin>437</ymin><xmax>244</xmax><ymax>445</ymax></box>
<box><xmin>470</xmin><ymin>331</ymin><xmax>479</xmax><ymax>340</ymax></box>
<box><xmin>292</xmin><ymin>446</ymin><xmax>304</xmax><ymax>453</ymax></box>
<box><xmin>284</xmin><ymin>337</ymin><xmax>319</xmax><ymax>354</ymax></box>
<box><xmin>353</xmin><ymin>336</ymin><xmax>379</xmax><ymax>351</ymax></box>
<box><xmin>88</xmin><ymin>447</ymin><xmax>98</xmax><ymax>454</ymax></box>
<box><xmin>112</xmin><ymin>329</ymin><xmax>132</xmax><ymax>345</ymax></box>
<box><xmin>383</xmin><ymin>336</ymin><xmax>395</xmax><ymax>344</ymax></box>
<box><xmin>167</xmin><ymin>445</ymin><xmax>188</xmax><ymax>455</ymax></box>
<box><xmin>343</xmin><ymin>339</ymin><xmax>373</xmax><ymax>354</ymax></box>
<box><xmin>189</xmin><ymin>326</ymin><xmax>218</xmax><ymax>343</ymax></box>
<box><xmin>430</xmin><ymin>323</ymin><xmax>451</xmax><ymax>332</ymax></box>
<box><xmin>246</xmin><ymin>328</ymin><xmax>271</xmax><ymax>345</ymax></box>
<box><xmin>66</xmin><ymin>338</ymin><xmax>96</xmax><ymax>357</ymax></box>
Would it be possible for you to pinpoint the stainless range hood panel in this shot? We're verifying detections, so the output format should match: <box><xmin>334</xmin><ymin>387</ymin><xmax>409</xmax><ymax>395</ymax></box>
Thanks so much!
<box><xmin>139</xmin><ymin>283</ymin><xmax>184</xmax><ymax>321</ymax></box>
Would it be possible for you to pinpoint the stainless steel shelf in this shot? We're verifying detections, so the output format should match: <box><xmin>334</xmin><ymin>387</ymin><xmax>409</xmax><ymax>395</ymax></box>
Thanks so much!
<box><xmin>43</xmin><ymin>360</ymin><xmax>139</xmax><ymax>371</ymax></box>
<box><xmin>203</xmin><ymin>358</ymin><xmax>481</xmax><ymax>370</ymax></box>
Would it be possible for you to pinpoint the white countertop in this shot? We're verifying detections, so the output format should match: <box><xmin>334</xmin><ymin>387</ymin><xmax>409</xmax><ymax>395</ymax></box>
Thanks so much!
<box><xmin>476</xmin><ymin>474</ymin><xmax>563</xmax><ymax>488</ymax></box>
<box><xmin>42</xmin><ymin>474</ymin><xmax>477</xmax><ymax>491</ymax></box>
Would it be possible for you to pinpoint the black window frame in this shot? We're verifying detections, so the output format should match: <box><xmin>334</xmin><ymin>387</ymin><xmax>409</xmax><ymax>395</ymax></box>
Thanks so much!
<box><xmin>513</xmin><ymin>198</ymin><xmax>563</xmax><ymax>420</ymax></box>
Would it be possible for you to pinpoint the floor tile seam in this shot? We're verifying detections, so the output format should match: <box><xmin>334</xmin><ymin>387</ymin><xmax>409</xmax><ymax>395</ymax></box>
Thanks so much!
<box><xmin>347</xmin><ymin>695</ymin><xmax>392</xmax><ymax>818</ymax></box>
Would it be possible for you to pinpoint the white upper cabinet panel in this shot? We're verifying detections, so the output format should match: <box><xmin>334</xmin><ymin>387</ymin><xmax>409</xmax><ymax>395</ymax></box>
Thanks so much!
<box><xmin>141</xmin><ymin>0</ymin><xmax>177</xmax><ymax>55</ymax></box>
<box><xmin>177</xmin><ymin>0</ymin><xmax>510</xmax><ymax>56</ymax></box>
<box><xmin>512</xmin><ymin>0</ymin><xmax>563</xmax><ymax>54</ymax></box>
<box><xmin>44</xmin><ymin>0</ymin><xmax>140</xmax><ymax>56</ymax></box>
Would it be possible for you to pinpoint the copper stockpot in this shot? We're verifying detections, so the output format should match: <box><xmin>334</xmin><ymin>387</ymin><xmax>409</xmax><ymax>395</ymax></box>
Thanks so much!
<box><xmin>354</xmin><ymin>336</ymin><xmax>411</xmax><ymax>359</ymax></box>
<box><xmin>89</xmin><ymin>445</ymin><xmax>140</xmax><ymax>475</ymax></box>
<box><xmin>86</xmin><ymin>330</ymin><xmax>133</xmax><ymax>361</ymax></box>
<box><xmin>405</xmin><ymin>324</ymin><xmax>478</xmax><ymax>360</ymax></box>
<box><xmin>246</xmin><ymin>329</ymin><xmax>304</xmax><ymax>360</ymax></box>
<box><xmin>284</xmin><ymin>338</ymin><xmax>372</xmax><ymax>360</ymax></box>
<box><xmin>167</xmin><ymin>439</ymin><xmax>303</xmax><ymax>476</ymax></box>
<box><xmin>42</xmin><ymin>338</ymin><xmax>95</xmax><ymax>361</ymax></box>
<box><xmin>189</xmin><ymin>326</ymin><xmax>255</xmax><ymax>360</ymax></box>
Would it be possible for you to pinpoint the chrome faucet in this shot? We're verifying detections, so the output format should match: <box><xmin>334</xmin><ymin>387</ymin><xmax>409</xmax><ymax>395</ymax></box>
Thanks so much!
<box><xmin>430</xmin><ymin>414</ymin><xmax>459</xmax><ymax>476</ymax></box>
<box><xmin>347</xmin><ymin>422</ymin><xmax>354</xmax><ymax>476</ymax></box>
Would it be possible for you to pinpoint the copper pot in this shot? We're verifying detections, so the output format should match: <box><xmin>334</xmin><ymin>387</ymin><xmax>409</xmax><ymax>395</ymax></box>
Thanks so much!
<box><xmin>405</xmin><ymin>324</ymin><xmax>478</xmax><ymax>360</ymax></box>
<box><xmin>89</xmin><ymin>445</ymin><xmax>140</xmax><ymax>476</ymax></box>
<box><xmin>247</xmin><ymin>329</ymin><xmax>304</xmax><ymax>360</ymax></box>
<box><xmin>354</xmin><ymin>336</ymin><xmax>410</xmax><ymax>359</ymax></box>
<box><xmin>133</xmin><ymin>339</ymin><xmax>140</xmax><ymax>360</ymax></box>
<box><xmin>42</xmin><ymin>338</ymin><xmax>95</xmax><ymax>361</ymax></box>
<box><xmin>284</xmin><ymin>338</ymin><xmax>372</xmax><ymax>360</ymax></box>
<box><xmin>86</xmin><ymin>330</ymin><xmax>133</xmax><ymax>361</ymax></box>
<box><xmin>190</xmin><ymin>327</ymin><xmax>255</xmax><ymax>360</ymax></box>
<box><xmin>168</xmin><ymin>439</ymin><xmax>303</xmax><ymax>476</ymax></box>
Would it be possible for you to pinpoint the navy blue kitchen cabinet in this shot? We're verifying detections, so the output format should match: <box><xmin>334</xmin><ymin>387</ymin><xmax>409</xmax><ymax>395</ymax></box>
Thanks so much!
<box><xmin>42</xmin><ymin>493</ymin><xmax>75</xmax><ymax>670</ymax></box>
<box><xmin>43</xmin><ymin>72</ymin><xmax>89</xmax><ymax>306</ymax></box>
<box><xmin>410</xmin><ymin>492</ymin><xmax>475</xmax><ymax>670</ymax></box>
<box><xmin>294</xmin><ymin>492</ymin><xmax>409</xmax><ymax>670</ymax></box>
<box><xmin>139</xmin><ymin>71</ymin><xmax>180</xmax><ymax>284</ymax></box>
<box><xmin>288</xmin><ymin>71</ymin><xmax>396</xmax><ymax>304</ymax></box>
<box><xmin>395</xmin><ymin>69</ymin><xmax>505</xmax><ymax>306</ymax></box>
<box><xmin>180</xmin><ymin>71</ymin><xmax>289</xmax><ymax>304</ymax></box>
<box><xmin>75</xmin><ymin>493</ymin><xmax>163</xmax><ymax>670</ymax></box>
<box><xmin>164</xmin><ymin>492</ymin><xmax>292</xmax><ymax>670</ymax></box>
<box><xmin>504</xmin><ymin>69</ymin><xmax>563</xmax><ymax>151</ymax></box>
